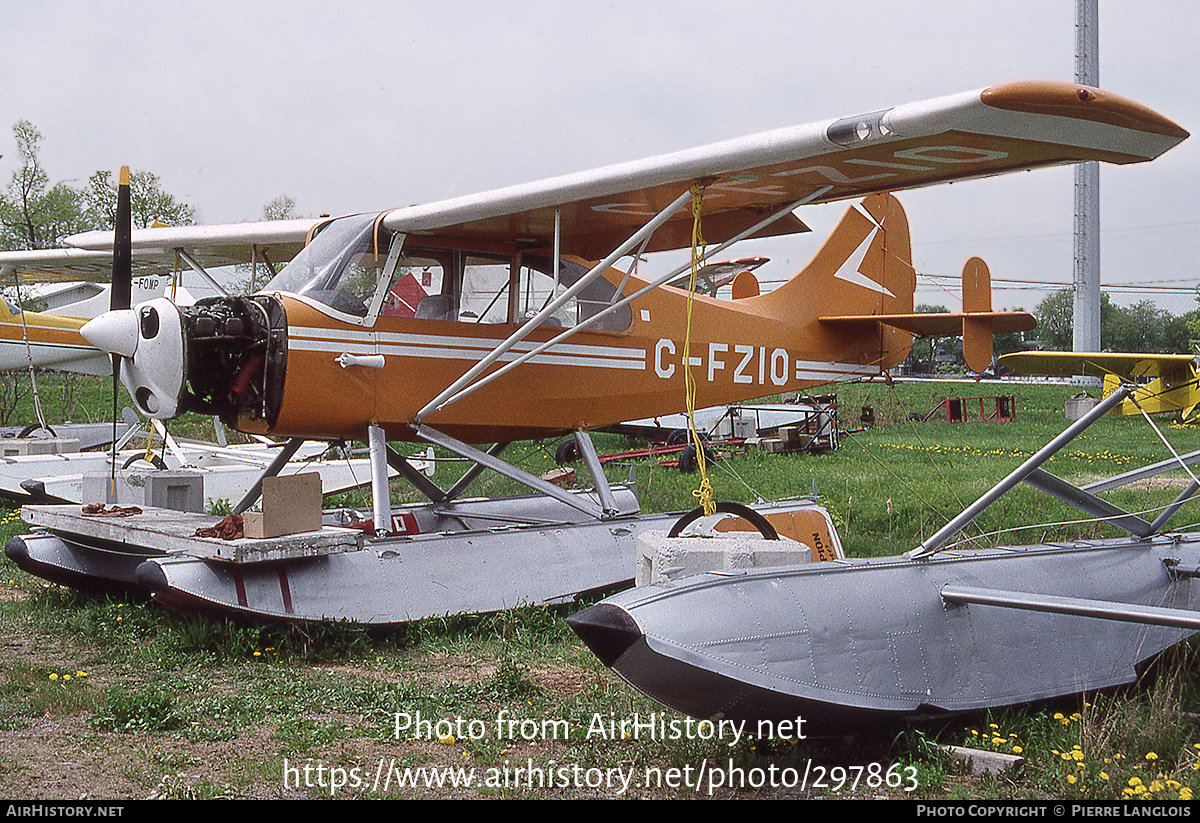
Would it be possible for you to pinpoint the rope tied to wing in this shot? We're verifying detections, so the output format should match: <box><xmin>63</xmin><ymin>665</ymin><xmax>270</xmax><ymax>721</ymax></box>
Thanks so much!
<box><xmin>683</xmin><ymin>183</ymin><xmax>715</xmax><ymax>516</ymax></box>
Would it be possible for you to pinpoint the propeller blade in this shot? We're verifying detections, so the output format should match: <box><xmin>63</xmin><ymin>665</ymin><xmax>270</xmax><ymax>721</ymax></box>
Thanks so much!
<box><xmin>111</xmin><ymin>166</ymin><xmax>132</xmax><ymax>312</ymax></box>
<box><xmin>108</xmin><ymin>166</ymin><xmax>132</xmax><ymax>485</ymax></box>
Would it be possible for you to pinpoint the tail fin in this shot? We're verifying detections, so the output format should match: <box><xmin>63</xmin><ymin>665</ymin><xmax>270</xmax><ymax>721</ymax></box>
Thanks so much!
<box><xmin>820</xmin><ymin>247</ymin><xmax>1034</xmax><ymax>373</ymax></box>
<box><xmin>758</xmin><ymin>192</ymin><xmax>916</xmax><ymax>364</ymax></box>
<box><xmin>961</xmin><ymin>257</ymin><xmax>995</xmax><ymax>373</ymax></box>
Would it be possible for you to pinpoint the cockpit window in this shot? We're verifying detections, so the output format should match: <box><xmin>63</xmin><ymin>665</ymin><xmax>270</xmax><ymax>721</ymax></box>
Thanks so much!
<box><xmin>262</xmin><ymin>213</ymin><xmax>385</xmax><ymax>317</ymax></box>
<box><xmin>264</xmin><ymin>215</ymin><xmax>630</xmax><ymax>334</ymax></box>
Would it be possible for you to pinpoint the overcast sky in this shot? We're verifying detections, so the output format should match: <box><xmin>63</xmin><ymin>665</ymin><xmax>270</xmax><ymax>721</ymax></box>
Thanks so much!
<box><xmin>2</xmin><ymin>0</ymin><xmax>1197</xmax><ymax>314</ymax></box>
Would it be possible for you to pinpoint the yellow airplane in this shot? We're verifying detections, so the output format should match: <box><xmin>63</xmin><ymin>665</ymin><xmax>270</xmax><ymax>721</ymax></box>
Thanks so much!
<box><xmin>999</xmin><ymin>351</ymin><xmax>1200</xmax><ymax>419</ymax></box>
<box><xmin>0</xmin><ymin>80</ymin><xmax>1186</xmax><ymax>531</ymax></box>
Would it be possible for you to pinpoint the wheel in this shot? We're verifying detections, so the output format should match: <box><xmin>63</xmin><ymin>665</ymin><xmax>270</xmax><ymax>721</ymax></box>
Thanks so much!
<box><xmin>676</xmin><ymin>441</ymin><xmax>717</xmax><ymax>473</ymax></box>
<box><xmin>554</xmin><ymin>437</ymin><xmax>579</xmax><ymax>465</ymax></box>
<box><xmin>667</xmin><ymin>501</ymin><xmax>779</xmax><ymax>540</ymax></box>
<box><xmin>666</xmin><ymin>428</ymin><xmax>690</xmax><ymax>447</ymax></box>
<box><xmin>18</xmin><ymin>423</ymin><xmax>55</xmax><ymax>438</ymax></box>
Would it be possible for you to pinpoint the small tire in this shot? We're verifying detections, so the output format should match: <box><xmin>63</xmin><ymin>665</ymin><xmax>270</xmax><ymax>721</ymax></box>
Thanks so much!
<box><xmin>667</xmin><ymin>501</ymin><xmax>779</xmax><ymax>540</ymax></box>
<box><xmin>554</xmin><ymin>438</ymin><xmax>579</xmax><ymax>465</ymax></box>
<box><xmin>122</xmin><ymin>454</ymin><xmax>168</xmax><ymax>471</ymax></box>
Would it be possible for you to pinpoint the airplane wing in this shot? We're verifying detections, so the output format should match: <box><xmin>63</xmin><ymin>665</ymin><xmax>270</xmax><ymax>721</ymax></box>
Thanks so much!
<box><xmin>999</xmin><ymin>351</ymin><xmax>1197</xmax><ymax>379</ymax></box>
<box><xmin>27</xmin><ymin>81</ymin><xmax>1188</xmax><ymax>272</ymax></box>
<box><xmin>0</xmin><ymin>218</ymin><xmax>323</xmax><ymax>283</ymax></box>
<box><xmin>370</xmin><ymin>81</ymin><xmax>1187</xmax><ymax>259</ymax></box>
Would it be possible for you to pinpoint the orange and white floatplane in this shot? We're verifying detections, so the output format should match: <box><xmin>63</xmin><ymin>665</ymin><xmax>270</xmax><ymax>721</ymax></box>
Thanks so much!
<box><xmin>0</xmin><ymin>80</ymin><xmax>1188</xmax><ymax>625</ymax></box>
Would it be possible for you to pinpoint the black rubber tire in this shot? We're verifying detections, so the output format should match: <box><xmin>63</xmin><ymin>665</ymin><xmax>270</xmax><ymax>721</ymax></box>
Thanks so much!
<box><xmin>18</xmin><ymin>423</ymin><xmax>55</xmax><ymax>438</ymax></box>
<box><xmin>122</xmin><ymin>454</ymin><xmax>168</xmax><ymax>471</ymax></box>
<box><xmin>554</xmin><ymin>438</ymin><xmax>579</xmax><ymax>465</ymax></box>
<box><xmin>667</xmin><ymin>501</ymin><xmax>779</xmax><ymax>540</ymax></box>
<box><xmin>677</xmin><ymin>441</ymin><xmax>718</xmax><ymax>473</ymax></box>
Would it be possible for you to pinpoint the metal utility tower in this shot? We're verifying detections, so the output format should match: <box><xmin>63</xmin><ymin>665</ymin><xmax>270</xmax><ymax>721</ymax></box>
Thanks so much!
<box><xmin>1073</xmin><ymin>0</ymin><xmax>1101</xmax><ymax>352</ymax></box>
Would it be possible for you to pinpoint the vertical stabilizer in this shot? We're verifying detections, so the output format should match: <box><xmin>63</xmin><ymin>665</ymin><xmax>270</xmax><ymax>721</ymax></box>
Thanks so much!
<box><xmin>757</xmin><ymin>192</ymin><xmax>916</xmax><ymax>368</ymax></box>
<box><xmin>962</xmin><ymin>256</ymin><xmax>995</xmax><ymax>373</ymax></box>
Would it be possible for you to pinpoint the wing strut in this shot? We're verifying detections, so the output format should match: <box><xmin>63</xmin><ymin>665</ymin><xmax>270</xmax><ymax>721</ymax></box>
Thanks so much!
<box><xmin>176</xmin><ymin>250</ymin><xmax>230</xmax><ymax>297</ymax></box>
<box><xmin>908</xmin><ymin>384</ymin><xmax>1132</xmax><ymax>559</ymax></box>
<box><xmin>430</xmin><ymin>186</ymin><xmax>835</xmax><ymax>415</ymax></box>
<box><xmin>415</xmin><ymin>187</ymin><xmax>697</xmax><ymax>423</ymax></box>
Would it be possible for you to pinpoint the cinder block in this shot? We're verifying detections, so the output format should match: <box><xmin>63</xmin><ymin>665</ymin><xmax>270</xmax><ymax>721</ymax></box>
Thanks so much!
<box><xmin>243</xmin><ymin>472</ymin><xmax>322</xmax><ymax>539</ymax></box>
<box><xmin>636</xmin><ymin>529</ymin><xmax>815</xmax><ymax>586</ymax></box>
<box><xmin>145</xmin><ymin>471</ymin><xmax>205</xmax><ymax>513</ymax></box>
<box><xmin>1066</xmin><ymin>395</ymin><xmax>1102</xmax><ymax>420</ymax></box>
<box><xmin>2</xmin><ymin>437</ymin><xmax>80</xmax><ymax>456</ymax></box>
<box><xmin>82</xmin><ymin>469</ymin><xmax>204</xmax><ymax>512</ymax></box>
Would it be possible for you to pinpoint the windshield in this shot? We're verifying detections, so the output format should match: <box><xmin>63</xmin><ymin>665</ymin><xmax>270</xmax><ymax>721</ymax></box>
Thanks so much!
<box><xmin>262</xmin><ymin>213</ymin><xmax>386</xmax><ymax>317</ymax></box>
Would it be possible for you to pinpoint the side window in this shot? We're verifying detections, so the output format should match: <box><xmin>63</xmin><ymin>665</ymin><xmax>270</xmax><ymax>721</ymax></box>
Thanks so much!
<box><xmin>459</xmin><ymin>257</ymin><xmax>513</xmax><ymax>323</ymax></box>
<box><xmin>378</xmin><ymin>249</ymin><xmax>631</xmax><ymax>333</ymax></box>
<box><xmin>380</xmin><ymin>256</ymin><xmax>446</xmax><ymax>319</ymax></box>
<box><xmin>518</xmin><ymin>255</ymin><xmax>631</xmax><ymax>332</ymax></box>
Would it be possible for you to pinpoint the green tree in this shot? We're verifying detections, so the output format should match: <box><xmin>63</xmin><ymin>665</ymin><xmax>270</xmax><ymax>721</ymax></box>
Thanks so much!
<box><xmin>1033</xmin><ymin>289</ymin><xmax>1075</xmax><ymax>351</ymax></box>
<box><xmin>1035</xmin><ymin>288</ymin><xmax>1192</xmax><ymax>353</ymax></box>
<box><xmin>79</xmin><ymin>168</ymin><xmax>194</xmax><ymax>230</ymax></box>
<box><xmin>0</xmin><ymin>120</ymin><xmax>195</xmax><ymax>252</ymax></box>
<box><xmin>0</xmin><ymin>121</ymin><xmax>88</xmax><ymax>249</ymax></box>
<box><xmin>226</xmin><ymin>195</ymin><xmax>303</xmax><ymax>295</ymax></box>
<box><xmin>262</xmin><ymin>194</ymin><xmax>295</xmax><ymax>222</ymax></box>
<box><xmin>1105</xmin><ymin>300</ymin><xmax>1172</xmax><ymax>353</ymax></box>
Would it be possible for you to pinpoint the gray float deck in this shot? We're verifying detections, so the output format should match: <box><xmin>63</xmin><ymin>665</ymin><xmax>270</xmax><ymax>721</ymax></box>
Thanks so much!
<box><xmin>21</xmin><ymin>504</ymin><xmax>362</xmax><ymax>564</ymax></box>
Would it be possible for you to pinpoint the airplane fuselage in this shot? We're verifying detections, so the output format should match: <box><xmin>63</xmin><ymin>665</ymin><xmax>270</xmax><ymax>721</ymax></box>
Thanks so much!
<box><xmin>256</xmin><ymin>282</ymin><xmax>897</xmax><ymax>443</ymax></box>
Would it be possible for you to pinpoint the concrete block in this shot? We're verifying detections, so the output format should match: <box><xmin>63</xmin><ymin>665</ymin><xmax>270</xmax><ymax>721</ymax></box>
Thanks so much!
<box><xmin>1066</xmin><ymin>395</ymin><xmax>1102</xmax><ymax>420</ymax></box>
<box><xmin>940</xmin><ymin>745</ymin><xmax>1025</xmax><ymax>775</ymax></box>
<box><xmin>636</xmin><ymin>529</ymin><xmax>815</xmax><ymax>586</ymax></box>
<box><xmin>1</xmin><ymin>437</ymin><xmax>80</xmax><ymax>456</ymax></box>
<box><xmin>145</xmin><ymin>471</ymin><xmax>205</xmax><ymax>513</ymax></box>
<box><xmin>82</xmin><ymin>469</ymin><xmax>204</xmax><ymax>512</ymax></box>
<box><xmin>243</xmin><ymin>472</ymin><xmax>322</xmax><ymax>539</ymax></box>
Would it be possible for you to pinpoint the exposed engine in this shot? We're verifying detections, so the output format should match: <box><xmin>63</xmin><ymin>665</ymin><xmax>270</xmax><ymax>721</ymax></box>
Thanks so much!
<box><xmin>180</xmin><ymin>295</ymin><xmax>288</xmax><ymax>430</ymax></box>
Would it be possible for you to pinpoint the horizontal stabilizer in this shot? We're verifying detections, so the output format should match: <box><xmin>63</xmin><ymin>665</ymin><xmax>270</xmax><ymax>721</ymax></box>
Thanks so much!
<box><xmin>820</xmin><ymin>256</ymin><xmax>1029</xmax><ymax>373</ymax></box>
<box><xmin>821</xmin><ymin>311</ymin><xmax>1035</xmax><ymax>337</ymax></box>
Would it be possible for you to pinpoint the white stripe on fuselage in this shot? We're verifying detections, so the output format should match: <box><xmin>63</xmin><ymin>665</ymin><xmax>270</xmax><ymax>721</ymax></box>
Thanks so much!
<box><xmin>289</xmin><ymin>326</ymin><xmax>648</xmax><ymax>371</ymax></box>
<box><xmin>288</xmin><ymin>327</ymin><xmax>882</xmax><ymax>381</ymax></box>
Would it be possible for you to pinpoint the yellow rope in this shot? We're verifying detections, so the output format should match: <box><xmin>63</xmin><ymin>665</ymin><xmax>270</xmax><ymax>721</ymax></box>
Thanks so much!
<box><xmin>682</xmin><ymin>184</ymin><xmax>715</xmax><ymax>515</ymax></box>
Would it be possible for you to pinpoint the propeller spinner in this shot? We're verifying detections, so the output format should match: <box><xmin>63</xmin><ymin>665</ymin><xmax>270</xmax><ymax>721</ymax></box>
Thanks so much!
<box><xmin>80</xmin><ymin>168</ymin><xmax>188</xmax><ymax>419</ymax></box>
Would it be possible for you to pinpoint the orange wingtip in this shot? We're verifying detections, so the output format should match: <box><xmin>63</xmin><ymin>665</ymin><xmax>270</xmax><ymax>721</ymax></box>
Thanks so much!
<box><xmin>981</xmin><ymin>81</ymin><xmax>1189</xmax><ymax>140</ymax></box>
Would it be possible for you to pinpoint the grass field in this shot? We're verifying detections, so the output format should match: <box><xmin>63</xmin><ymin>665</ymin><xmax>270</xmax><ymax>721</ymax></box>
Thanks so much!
<box><xmin>0</xmin><ymin>375</ymin><xmax>1198</xmax><ymax>799</ymax></box>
